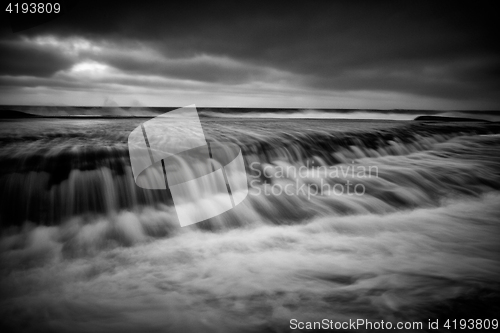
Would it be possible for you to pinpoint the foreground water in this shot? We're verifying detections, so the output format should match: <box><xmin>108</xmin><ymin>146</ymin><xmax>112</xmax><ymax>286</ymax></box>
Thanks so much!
<box><xmin>0</xmin><ymin>118</ymin><xmax>499</xmax><ymax>332</ymax></box>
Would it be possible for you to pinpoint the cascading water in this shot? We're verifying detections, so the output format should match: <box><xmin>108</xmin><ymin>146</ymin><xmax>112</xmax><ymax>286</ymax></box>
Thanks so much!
<box><xmin>1</xmin><ymin>117</ymin><xmax>499</xmax><ymax>332</ymax></box>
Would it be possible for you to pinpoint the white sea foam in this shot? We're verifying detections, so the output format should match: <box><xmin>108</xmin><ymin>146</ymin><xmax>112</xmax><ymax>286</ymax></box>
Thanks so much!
<box><xmin>0</xmin><ymin>120</ymin><xmax>499</xmax><ymax>332</ymax></box>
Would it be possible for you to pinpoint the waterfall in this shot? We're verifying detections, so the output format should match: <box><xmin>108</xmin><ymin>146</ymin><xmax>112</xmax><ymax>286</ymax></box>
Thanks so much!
<box><xmin>1</xmin><ymin>118</ymin><xmax>499</xmax><ymax>333</ymax></box>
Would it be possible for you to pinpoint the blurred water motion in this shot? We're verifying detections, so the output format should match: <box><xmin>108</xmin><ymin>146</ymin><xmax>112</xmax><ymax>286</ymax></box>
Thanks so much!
<box><xmin>0</xmin><ymin>118</ymin><xmax>499</xmax><ymax>332</ymax></box>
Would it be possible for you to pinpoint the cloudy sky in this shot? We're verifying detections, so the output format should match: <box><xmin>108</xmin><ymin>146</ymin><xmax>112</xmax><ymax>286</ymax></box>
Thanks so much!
<box><xmin>0</xmin><ymin>1</ymin><xmax>498</xmax><ymax>109</ymax></box>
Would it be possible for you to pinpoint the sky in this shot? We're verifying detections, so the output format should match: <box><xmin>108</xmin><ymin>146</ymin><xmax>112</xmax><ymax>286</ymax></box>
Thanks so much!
<box><xmin>0</xmin><ymin>1</ymin><xmax>499</xmax><ymax>109</ymax></box>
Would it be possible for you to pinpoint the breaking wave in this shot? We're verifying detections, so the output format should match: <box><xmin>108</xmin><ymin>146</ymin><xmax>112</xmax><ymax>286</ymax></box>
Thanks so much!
<box><xmin>0</xmin><ymin>118</ymin><xmax>499</xmax><ymax>332</ymax></box>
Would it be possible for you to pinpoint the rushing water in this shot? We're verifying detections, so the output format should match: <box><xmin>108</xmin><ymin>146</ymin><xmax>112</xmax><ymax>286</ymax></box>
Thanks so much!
<box><xmin>0</xmin><ymin>117</ymin><xmax>499</xmax><ymax>332</ymax></box>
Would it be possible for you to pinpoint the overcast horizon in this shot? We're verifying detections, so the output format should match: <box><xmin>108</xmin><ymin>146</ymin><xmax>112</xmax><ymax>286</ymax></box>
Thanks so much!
<box><xmin>1</xmin><ymin>1</ymin><xmax>499</xmax><ymax>110</ymax></box>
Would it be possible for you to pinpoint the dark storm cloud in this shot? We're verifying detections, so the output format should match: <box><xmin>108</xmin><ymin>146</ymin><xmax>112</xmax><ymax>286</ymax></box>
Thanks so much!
<box><xmin>0</xmin><ymin>0</ymin><xmax>499</xmax><ymax>105</ymax></box>
<box><xmin>309</xmin><ymin>56</ymin><xmax>500</xmax><ymax>99</ymax></box>
<box><xmin>91</xmin><ymin>51</ymin><xmax>280</xmax><ymax>84</ymax></box>
<box><xmin>0</xmin><ymin>39</ymin><xmax>73</xmax><ymax>76</ymax></box>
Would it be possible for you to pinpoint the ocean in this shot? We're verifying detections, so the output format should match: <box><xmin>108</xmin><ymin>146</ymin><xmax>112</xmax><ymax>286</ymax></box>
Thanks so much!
<box><xmin>0</xmin><ymin>111</ymin><xmax>499</xmax><ymax>332</ymax></box>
